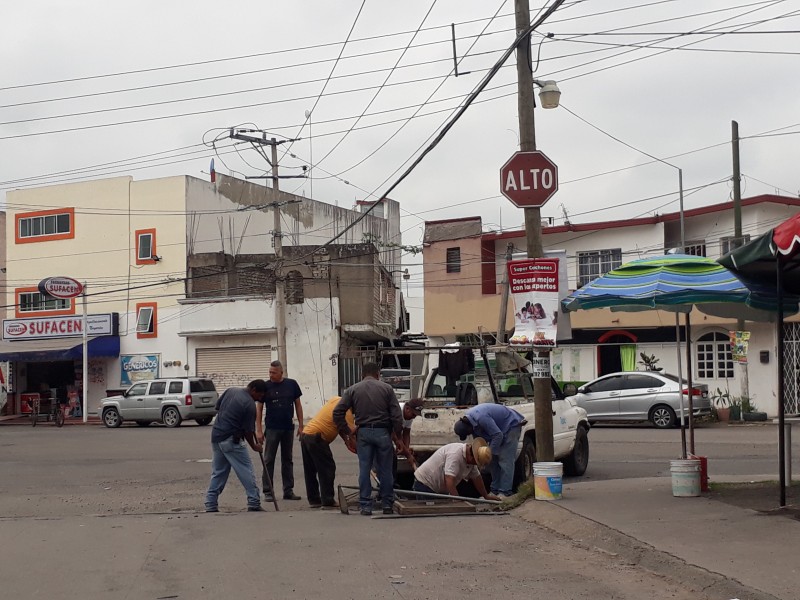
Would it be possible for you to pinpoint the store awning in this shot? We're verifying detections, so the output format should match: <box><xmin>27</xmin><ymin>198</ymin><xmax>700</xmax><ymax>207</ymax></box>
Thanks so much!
<box><xmin>0</xmin><ymin>336</ymin><xmax>120</xmax><ymax>362</ymax></box>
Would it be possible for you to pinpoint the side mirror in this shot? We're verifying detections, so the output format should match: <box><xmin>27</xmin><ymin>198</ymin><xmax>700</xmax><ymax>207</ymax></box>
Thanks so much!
<box><xmin>577</xmin><ymin>385</ymin><xmax>586</xmax><ymax>394</ymax></box>
<box><xmin>563</xmin><ymin>383</ymin><xmax>578</xmax><ymax>396</ymax></box>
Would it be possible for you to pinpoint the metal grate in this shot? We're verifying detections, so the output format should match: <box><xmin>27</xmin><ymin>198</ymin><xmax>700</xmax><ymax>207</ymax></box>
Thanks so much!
<box><xmin>782</xmin><ymin>323</ymin><xmax>800</xmax><ymax>415</ymax></box>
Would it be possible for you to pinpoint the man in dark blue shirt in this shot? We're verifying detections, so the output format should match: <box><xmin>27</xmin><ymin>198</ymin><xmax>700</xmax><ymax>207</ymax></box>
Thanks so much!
<box><xmin>256</xmin><ymin>361</ymin><xmax>304</xmax><ymax>502</ymax></box>
<box><xmin>205</xmin><ymin>379</ymin><xmax>267</xmax><ymax>512</ymax></box>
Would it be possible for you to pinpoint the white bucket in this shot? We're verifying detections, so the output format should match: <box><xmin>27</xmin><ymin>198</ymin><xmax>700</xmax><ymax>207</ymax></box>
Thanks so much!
<box><xmin>533</xmin><ymin>462</ymin><xmax>563</xmax><ymax>500</ymax></box>
<box><xmin>670</xmin><ymin>459</ymin><xmax>701</xmax><ymax>497</ymax></box>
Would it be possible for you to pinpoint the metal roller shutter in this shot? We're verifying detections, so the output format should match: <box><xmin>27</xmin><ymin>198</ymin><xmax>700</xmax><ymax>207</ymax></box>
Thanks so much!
<box><xmin>196</xmin><ymin>346</ymin><xmax>271</xmax><ymax>391</ymax></box>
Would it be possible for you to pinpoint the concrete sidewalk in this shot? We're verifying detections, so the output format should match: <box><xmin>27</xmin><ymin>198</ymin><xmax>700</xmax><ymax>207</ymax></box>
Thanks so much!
<box><xmin>517</xmin><ymin>476</ymin><xmax>798</xmax><ymax>600</ymax></box>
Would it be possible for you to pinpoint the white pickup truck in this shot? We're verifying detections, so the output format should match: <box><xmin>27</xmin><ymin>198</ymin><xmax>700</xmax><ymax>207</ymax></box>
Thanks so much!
<box><xmin>404</xmin><ymin>347</ymin><xmax>590</xmax><ymax>487</ymax></box>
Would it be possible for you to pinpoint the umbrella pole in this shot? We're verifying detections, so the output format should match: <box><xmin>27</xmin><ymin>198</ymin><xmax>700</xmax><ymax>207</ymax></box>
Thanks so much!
<box><xmin>675</xmin><ymin>313</ymin><xmax>687</xmax><ymax>459</ymax></box>
<box><xmin>777</xmin><ymin>256</ymin><xmax>786</xmax><ymax>508</ymax></box>
<box><xmin>685</xmin><ymin>313</ymin><xmax>696</xmax><ymax>455</ymax></box>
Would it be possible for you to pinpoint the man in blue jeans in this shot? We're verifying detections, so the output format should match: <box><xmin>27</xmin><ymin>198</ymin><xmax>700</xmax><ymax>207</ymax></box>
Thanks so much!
<box><xmin>453</xmin><ymin>403</ymin><xmax>526</xmax><ymax>497</ymax></box>
<box><xmin>205</xmin><ymin>380</ymin><xmax>267</xmax><ymax>513</ymax></box>
<box><xmin>333</xmin><ymin>362</ymin><xmax>403</xmax><ymax>516</ymax></box>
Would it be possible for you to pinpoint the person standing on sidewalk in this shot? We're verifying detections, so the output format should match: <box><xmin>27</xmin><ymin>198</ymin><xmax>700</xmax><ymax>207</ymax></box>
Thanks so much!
<box><xmin>256</xmin><ymin>361</ymin><xmax>304</xmax><ymax>502</ymax></box>
<box><xmin>205</xmin><ymin>380</ymin><xmax>266</xmax><ymax>513</ymax></box>
<box><xmin>453</xmin><ymin>403</ymin><xmax>526</xmax><ymax>497</ymax></box>
<box><xmin>300</xmin><ymin>396</ymin><xmax>356</xmax><ymax>509</ymax></box>
<box><xmin>333</xmin><ymin>362</ymin><xmax>403</xmax><ymax>516</ymax></box>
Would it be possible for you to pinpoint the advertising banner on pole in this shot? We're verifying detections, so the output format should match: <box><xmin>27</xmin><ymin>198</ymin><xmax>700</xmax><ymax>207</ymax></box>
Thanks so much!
<box><xmin>507</xmin><ymin>258</ymin><xmax>559</xmax><ymax>347</ymax></box>
<box><xmin>729</xmin><ymin>330</ymin><xmax>750</xmax><ymax>363</ymax></box>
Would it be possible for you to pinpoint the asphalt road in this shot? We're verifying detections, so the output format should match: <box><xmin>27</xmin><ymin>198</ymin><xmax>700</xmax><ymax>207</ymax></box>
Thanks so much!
<box><xmin>0</xmin><ymin>420</ymin><xmax>793</xmax><ymax>599</ymax></box>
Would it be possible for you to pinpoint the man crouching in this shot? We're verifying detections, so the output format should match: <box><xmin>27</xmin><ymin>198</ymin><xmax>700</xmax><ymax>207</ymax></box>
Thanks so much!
<box><xmin>412</xmin><ymin>437</ymin><xmax>500</xmax><ymax>501</ymax></box>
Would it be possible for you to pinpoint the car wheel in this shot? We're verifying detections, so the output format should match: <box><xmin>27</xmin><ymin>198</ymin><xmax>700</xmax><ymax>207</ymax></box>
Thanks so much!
<box><xmin>650</xmin><ymin>405</ymin><xmax>677</xmax><ymax>429</ymax></box>
<box><xmin>135</xmin><ymin>421</ymin><xmax>151</xmax><ymax>427</ymax></box>
<box><xmin>563</xmin><ymin>426</ymin><xmax>589</xmax><ymax>476</ymax></box>
<box><xmin>195</xmin><ymin>417</ymin><xmax>213</xmax><ymax>426</ymax></box>
<box><xmin>162</xmin><ymin>406</ymin><xmax>182</xmax><ymax>428</ymax></box>
<box><xmin>103</xmin><ymin>408</ymin><xmax>122</xmax><ymax>428</ymax></box>
<box><xmin>513</xmin><ymin>435</ymin><xmax>536</xmax><ymax>488</ymax></box>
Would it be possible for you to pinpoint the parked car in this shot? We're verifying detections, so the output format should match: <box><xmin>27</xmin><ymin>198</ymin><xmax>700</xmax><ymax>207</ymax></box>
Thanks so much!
<box><xmin>567</xmin><ymin>371</ymin><xmax>710</xmax><ymax>428</ymax></box>
<box><xmin>100</xmin><ymin>378</ymin><xmax>218</xmax><ymax>428</ymax></box>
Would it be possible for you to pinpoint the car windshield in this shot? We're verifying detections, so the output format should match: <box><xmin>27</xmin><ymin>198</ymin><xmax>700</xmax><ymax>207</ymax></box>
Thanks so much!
<box><xmin>380</xmin><ymin>369</ymin><xmax>410</xmax><ymax>390</ymax></box>
<box><xmin>190</xmin><ymin>379</ymin><xmax>216</xmax><ymax>392</ymax></box>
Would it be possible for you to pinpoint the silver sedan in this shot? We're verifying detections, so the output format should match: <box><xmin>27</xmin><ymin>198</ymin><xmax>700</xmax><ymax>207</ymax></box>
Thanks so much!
<box><xmin>567</xmin><ymin>372</ymin><xmax>710</xmax><ymax>428</ymax></box>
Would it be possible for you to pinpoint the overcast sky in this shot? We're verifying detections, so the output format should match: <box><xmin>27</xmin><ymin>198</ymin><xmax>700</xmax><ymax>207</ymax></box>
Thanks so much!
<box><xmin>3</xmin><ymin>1</ymin><xmax>799</xmax><ymax>322</ymax></box>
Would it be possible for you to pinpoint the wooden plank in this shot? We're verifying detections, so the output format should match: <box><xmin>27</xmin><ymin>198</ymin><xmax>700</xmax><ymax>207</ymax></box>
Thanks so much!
<box><xmin>393</xmin><ymin>499</ymin><xmax>477</xmax><ymax>516</ymax></box>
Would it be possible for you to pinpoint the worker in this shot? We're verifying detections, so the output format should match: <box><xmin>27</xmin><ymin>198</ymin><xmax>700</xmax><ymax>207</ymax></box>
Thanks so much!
<box><xmin>453</xmin><ymin>403</ymin><xmax>526</xmax><ymax>497</ymax></box>
<box><xmin>412</xmin><ymin>438</ymin><xmax>499</xmax><ymax>501</ymax></box>
<box><xmin>299</xmin><ymin>396</ymin><xmax>356</xmax><ymax>509</ymax></box>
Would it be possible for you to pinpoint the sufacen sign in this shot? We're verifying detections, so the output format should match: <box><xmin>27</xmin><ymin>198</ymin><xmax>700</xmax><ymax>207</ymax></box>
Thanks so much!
<box><xmin>2</xmin><ymin>314</ymin><xmax>115</xmax><ymax>340</ymax></box>
<box><xmin>120</xmin><ymin>354</ymin><xmax>161</xmax><ymax>386</ymax></box>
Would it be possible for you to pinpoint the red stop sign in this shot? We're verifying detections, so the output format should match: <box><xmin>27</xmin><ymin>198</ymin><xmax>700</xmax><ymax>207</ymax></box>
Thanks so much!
<box><xmin>500</xmin><ymin>151</ymin><xmax>558</xmax><ymax>208</ymax></box>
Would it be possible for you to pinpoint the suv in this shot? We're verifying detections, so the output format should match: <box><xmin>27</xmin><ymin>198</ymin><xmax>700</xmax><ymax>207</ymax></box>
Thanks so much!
<box><xmin>100</xmin><ymin>378</ymin><xmax>218</xmax><ymax>428</ymax></box>
<box><xmin>409</xmin><ymin>349</ymin><xmax>591</xmax><ymax>486</ymax></box>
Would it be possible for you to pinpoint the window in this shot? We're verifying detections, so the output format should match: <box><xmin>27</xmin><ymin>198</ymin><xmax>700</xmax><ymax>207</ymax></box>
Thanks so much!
<box><xmin>696</xmin><ymin>331</ymin><xmax>734</xmax><ymax>379</ymax></box>
<box><xmin>446</xmin><ymin>247</ymin><xmax>461</xmax><ymax>273</ymax></box>
<box><xmin>720</xmin><ymin>235</ymin><xmax>751</xmax><ymax>256</ymax></box>
<box><xmin>16</xmin><ymin>208</ymin><xmax>75</xmax><ymax>244</ymax></box>
<box><xmin>624</xmin><ymin>374</ymin><xmax>665</xmax><ymax>390</ymax></box>
<box><xmin>585</xmin><ymin>375</ymin><xmax>624</xmax><ymax>394</ymax></box>
<box><xmin>127</xmin><ymin>382</ymin><xmax>149</xmax><ymax>397</ymax></box>
<box><xmin>149</xmin><ymin>381</ymin><xmax>166</xmax><ymax>395</ymax></box>
<box><xmin>577</xmin><ymin>249</ymin><xmax>622</xmax><ymax>287</ymax></box>
<box><xmin>135</xmin><ymin>228</ymin><xmax>157</xmax><ymax>265</ymax></box>
<box><xmin>15</xmin><ymin>287</ymin><xmax>73</xmax><ymax>318</ymax></box>
<box><xmin>168</xmin><ymin>381</ymin><xmax>184</xmax><ymax>394</ymax></box>
<box><xmin>135</xmin><ymin>302</ymin><xmax>158</xmax><ymax>338</ymax></box>
<box><xmin>684</xmin><ymin>241</ymin><xmax>707</xmax><ymax>257</ymax></box>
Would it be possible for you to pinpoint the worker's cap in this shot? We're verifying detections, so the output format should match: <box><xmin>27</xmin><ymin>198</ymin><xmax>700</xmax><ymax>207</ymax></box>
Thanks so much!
<box><xmin>406</xmin><ymin>398</ymin><xmax>424</xmax><ymax>414</ymax></box>
<box><xmin>453</xmin><ymin>416</ymin><xmax>474</xmax><ymax>440</ymax></box>
<box><xmin>471</xmin><ymin>437</ymin><xmax>492</xmax><ymax>466</ymax></box>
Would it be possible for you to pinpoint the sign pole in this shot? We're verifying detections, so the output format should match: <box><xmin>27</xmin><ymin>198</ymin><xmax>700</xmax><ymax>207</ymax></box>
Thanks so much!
<box><xmin>82</xmin><ymin>283</ymin><xmax>88</xmax><ymax>424</ymax></box>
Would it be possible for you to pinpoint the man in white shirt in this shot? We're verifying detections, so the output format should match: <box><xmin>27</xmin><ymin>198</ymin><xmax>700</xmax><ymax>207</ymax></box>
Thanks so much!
<box><xmin>412</xmin><ymin>438</ymin><xmax>500</xmax><ymax>501</ymax></box>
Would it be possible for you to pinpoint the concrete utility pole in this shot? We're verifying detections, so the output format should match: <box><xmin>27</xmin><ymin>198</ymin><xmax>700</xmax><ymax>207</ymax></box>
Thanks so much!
<box><xmin>228</xmin><ymin>130</ymin><xmax>306</xmax><ymax>374</ymax></box>
<box><xmin>496</xmin><ymin>243</ymin><xmax>515</xmax><ymax>342</ymax></box>
<box><xmin>515</xmin><ymin>0</ymin><xmax>554</xmax><ymax>462</ymax></box>
<box><xmin>731</xmin><ymin>120</ymin><xmax>749</xmax><ymax>409</ymax></box>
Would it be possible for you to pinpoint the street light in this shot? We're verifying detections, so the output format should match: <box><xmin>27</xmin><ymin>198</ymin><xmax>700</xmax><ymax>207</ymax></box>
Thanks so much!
<box><xmin>534</xmin><ymin>79</ymin><xmax>561</xmax><ymax>109</ymax></box>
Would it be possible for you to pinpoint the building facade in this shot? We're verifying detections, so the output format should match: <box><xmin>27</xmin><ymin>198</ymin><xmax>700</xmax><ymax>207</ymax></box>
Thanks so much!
<box><xmin>423</xmin><ymin>195</ymin><xmax>800</xmax><ymax>417</ymax></box>
<box><xmin>1</xmin><ymin>174</ymin><xmax>402</xmax><ymax>416</ymax></box>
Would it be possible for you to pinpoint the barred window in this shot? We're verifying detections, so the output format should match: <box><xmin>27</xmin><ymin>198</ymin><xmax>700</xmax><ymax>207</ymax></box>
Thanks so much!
<box><xmin>446</xmin><ymin>247</ymin><xmax>461</xmax><ymax>273</ymax></box>
<box><xmin>577</xmin><ymin>249</ymin><xmax>622</xmax><ymax>287</ymax></box>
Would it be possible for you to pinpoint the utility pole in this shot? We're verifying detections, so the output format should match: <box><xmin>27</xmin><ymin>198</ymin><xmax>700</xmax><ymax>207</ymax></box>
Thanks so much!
<box><xmin>496</xmin><ymin>243</ymin><xmax>515</xmax><ymax>342</ymax></box>
<box><xmin>229</xmin><ymin>130</ymin><xmax>306</xmax><ymax>374</ymax></box>
<box><xmin>732</xmin><ymin>120</ymin><xmax>749</xmax><ymax>409</ymax></box>
<box><xmin>515</xmin><ymin>0</ymin><xmax>554</xmax><ymax>462</ymax></box>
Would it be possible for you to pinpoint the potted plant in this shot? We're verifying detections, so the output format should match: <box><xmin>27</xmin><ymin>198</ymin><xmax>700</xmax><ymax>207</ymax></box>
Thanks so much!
<box><xmin>712</xmin><ymin>387</ymin><xmax>731</xmax><ymax>422</ymax></box>
<box><xmin>741</xmin><ymin>396</ymin><xmax>768</xmax><ymax>422</ymax></box>
<box><xmin>638</xmin><ymin>352</ymin><xmax>663</xmax><ymax>372</ymax></box>
<box><xmin>729</xmin><ymin>396</ymin><xmax>742</xmax><ymax>422</ymax></box>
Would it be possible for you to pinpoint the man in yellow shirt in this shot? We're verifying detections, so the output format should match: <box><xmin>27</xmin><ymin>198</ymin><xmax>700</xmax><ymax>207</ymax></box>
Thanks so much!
<box><xmin>300</xmin><ymin>396</ymin><xmax>356</xmax><ymax>509</ymax></box>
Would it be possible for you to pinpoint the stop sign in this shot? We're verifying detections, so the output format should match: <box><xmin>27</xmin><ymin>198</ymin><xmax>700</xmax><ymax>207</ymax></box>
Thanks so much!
<box><xmin>500</xmin><ymin>151</ymin><xmax>558</xmax><ymax>208</ymax></box>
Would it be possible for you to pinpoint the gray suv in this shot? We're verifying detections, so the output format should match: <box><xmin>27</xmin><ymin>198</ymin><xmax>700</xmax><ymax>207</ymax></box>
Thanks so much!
<box><xmin>100</xmin><ymin>378</ymin><xmax>218</xmax><ymax>428</ymax></box>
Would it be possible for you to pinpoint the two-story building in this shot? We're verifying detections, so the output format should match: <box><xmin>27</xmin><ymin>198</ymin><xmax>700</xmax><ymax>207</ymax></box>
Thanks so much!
<box><xmin>1</xmin><ymin>174</ymin><xmax>402</xmax><ymax>416</ymax></box>
<box><xmin>423</xmin><ymin>194</ymin><xmax>800</xmax><ymax>417</ymax></box>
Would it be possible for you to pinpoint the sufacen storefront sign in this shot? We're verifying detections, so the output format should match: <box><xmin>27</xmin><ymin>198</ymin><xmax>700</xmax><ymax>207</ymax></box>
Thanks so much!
<box><xmin>2</xmin><ymin>314</ymin><xmax>115</xmax><ymax>340</ymax></box>
<box><xmin>120</xmin><ymin>354</ymin><xmax>161</xmax><ymax>386</ymax></box>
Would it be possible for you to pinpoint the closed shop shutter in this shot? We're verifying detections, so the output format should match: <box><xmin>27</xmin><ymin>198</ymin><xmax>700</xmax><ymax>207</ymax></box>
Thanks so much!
<box><xmin>196</xmin><ymin>346</ymin><xmax>271</xmax><ymax>391</ymax></box>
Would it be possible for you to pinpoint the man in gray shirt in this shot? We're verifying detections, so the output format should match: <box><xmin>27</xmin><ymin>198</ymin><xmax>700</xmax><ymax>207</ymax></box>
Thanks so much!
<box><xmin>334</xmin><ymin>362</ymin><xmax>402</xmax><ymax>516</ymax></box>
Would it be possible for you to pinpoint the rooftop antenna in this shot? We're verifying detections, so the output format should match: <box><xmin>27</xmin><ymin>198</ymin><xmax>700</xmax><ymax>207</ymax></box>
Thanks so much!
<box><xmin>560</xmin><ymin>203</ymin><xmax>571</xmax><ymax>226</ymax></box>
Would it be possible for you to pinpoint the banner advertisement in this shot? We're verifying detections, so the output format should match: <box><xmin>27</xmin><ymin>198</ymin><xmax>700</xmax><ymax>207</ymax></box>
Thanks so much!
<box><xmin>120</xmin><ymin>354</ymin><xmax>161</xmax><ymax>386</ymax></box>
<box><xmin>507</xmin><ymin>258</ymin><xmax>559</xmax><ymax>347</ymax></box>
<box><xmin>729</xmin><ymin>330</ymin><xmax>750</xmax><ymax>363</ymax></box>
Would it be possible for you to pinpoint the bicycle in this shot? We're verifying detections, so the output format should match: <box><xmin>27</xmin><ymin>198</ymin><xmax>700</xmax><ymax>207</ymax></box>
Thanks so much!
<box><xmin>28</xmin><ymin>397</ymin><xmax>40</xmax><ymax>427</ymax></box>
<box><xmin>28</xmin><ymin>396</ymin><xmax>66</xmax><ymax>427</ymax></box>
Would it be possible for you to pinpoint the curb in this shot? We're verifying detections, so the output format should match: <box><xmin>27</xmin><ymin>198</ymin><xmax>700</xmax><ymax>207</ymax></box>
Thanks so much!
<box><xmin>513</xmin><ymin>498</ymin><xmax>782</xmax><ymax>600</ymax></box>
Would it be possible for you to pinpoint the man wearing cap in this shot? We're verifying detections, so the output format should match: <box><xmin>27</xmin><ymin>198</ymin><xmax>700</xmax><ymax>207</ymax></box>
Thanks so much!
<box><xmin>299</xmin><ymin>396</ymin><xmax>356</xmax><ymax>509</ymax></box>
<box><xmin>453</xmin><ymin>403</ymin><xmax>526</xmax><ymax>497</ymax></box>
<box><xmin>412</xmin><ymin>438</ymin><xmax>500</xmax><ymax>501</ymax></box>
